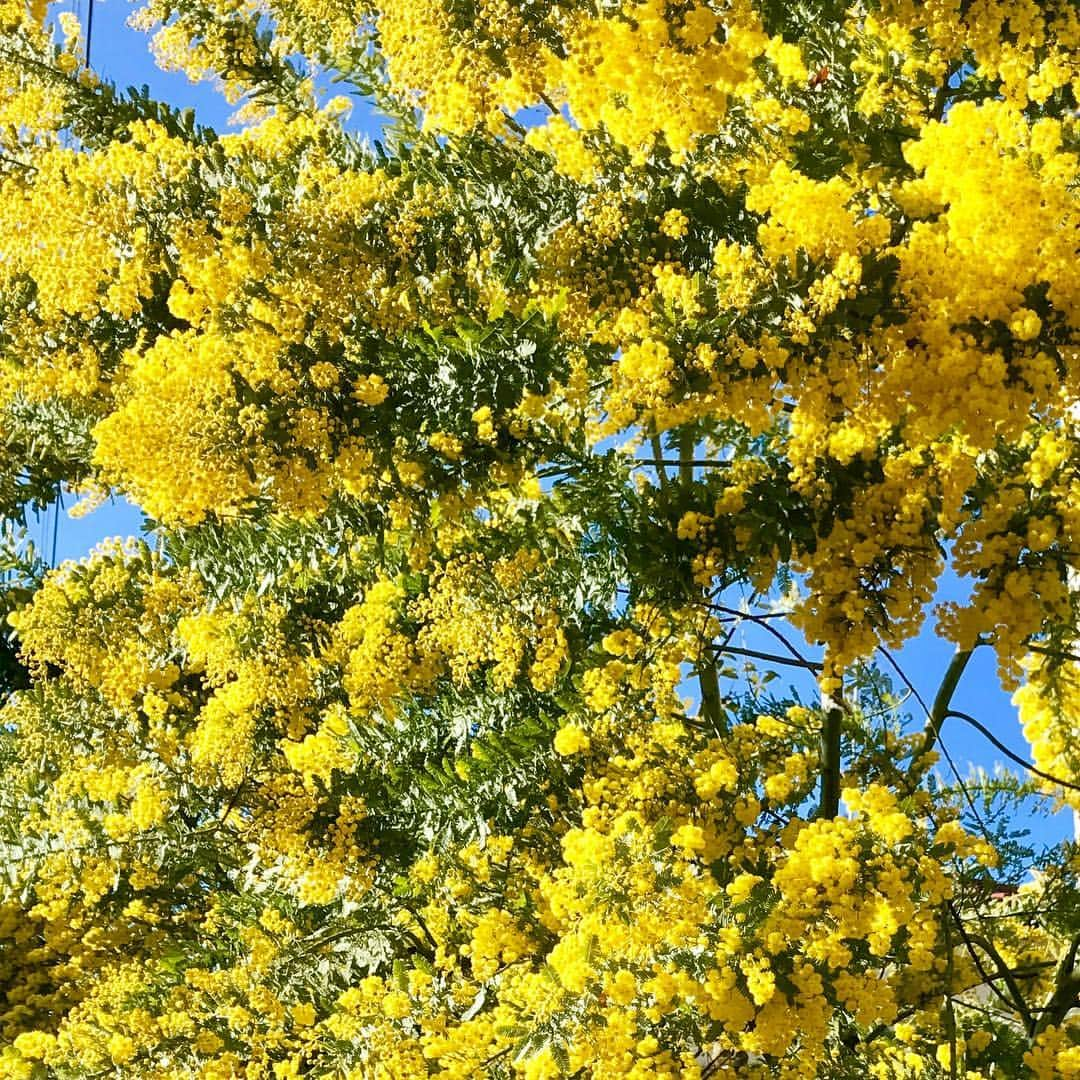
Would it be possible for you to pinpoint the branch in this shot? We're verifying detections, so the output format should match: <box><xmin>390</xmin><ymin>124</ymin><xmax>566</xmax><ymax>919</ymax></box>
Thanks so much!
<box><xmin>952</xmin><ymin>915</ymin><xmax>1036</xmax><ymax>1032</ymax></box>
<box><xmin>863</xmin><ymin>962</ymin><xmax>1052</xmax><ymax>1046</ymax></box>
<box><xmin>538</xmin><ymin>92</ymin><xmax>561</xmax><ymax>117</ymax></box>
<box><xmin>0</xmin><ymin>153</ymin><xmax>34</xmax><ymax>173</ymax></box>
<box><xmin>877</xmin><ymin>644</ymin><xmax>931</xmax><ymax>718</ymax></box>
<box><xmin>709</xmin><ymin>607</ymin><xmax>793</xmax><ymax>622</ymax></box>
<box><xmin>1033</xmin><ymin>934</ymin><xmax>1080</xmax><ymax>1036</ymax></box>
<box><xmin>930</xmin><ymin>63</ymin><xmax>962</xmax><ymax>122</ymax></box>
<box><xmin>943</xmin><ymin>905</ymin><xmax>959</xmax><ymax>1080</ymax></box>
<box><xmin>910</xmin><ymin>648</ymin><xmax>974</xmax><ymax>775</ymax></box>
<box><xmin>1027</xmin><ymin>643</ymin><xmax>1080</xmax><ymax>666</ymax></box>
<box><xmin>86</xmin><ymin>0</ymin><xmax>96</xmax><ymax>67</ymax></box>
<box><xmin>500</xmin><ymin>109</ymin><xmax>528</xmax><ymax>136</ymax></box>
<box><xmin>697</xmin><ymin>641</ymin><xmax>724</xmax><ymax>734</ymax></box>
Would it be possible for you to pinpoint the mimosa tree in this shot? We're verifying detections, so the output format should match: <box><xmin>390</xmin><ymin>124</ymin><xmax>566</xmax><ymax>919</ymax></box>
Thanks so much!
<box><xmin>1</xmin><ymin>1</ymin><xmax>1080</xmax><ymax>1076</ymax></box>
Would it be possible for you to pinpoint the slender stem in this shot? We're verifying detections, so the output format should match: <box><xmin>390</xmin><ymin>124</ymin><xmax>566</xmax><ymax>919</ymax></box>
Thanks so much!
<box><xmin>698</xmin><ymin>640</ymin><xmax>724</xmax><ymax>734</ymax></box>
<box><xmin>500</xmin><ymin>109</ymin><xmax>527</xmax><ymax>136</ymax></box>
<box><xmin>930</xmin><ymin>63</ymin><xmax>961</xmax><ymax>122</ymax></box>
<box><xmin>880</xmin><ymin>645</ymin><xmax>995</xmax><ymax>841</ymax></box>
<box><xmin>713</xmin><ymin>604</ymin><xmax>821</xmax><ymax>669</ymax></box>
<box><xmin>0</xmin><ymin>153</ymin><xmax>34</xmax><ymax>172</ymax></box>
<box><xmin>1027</xmin><ymin>643</ymin><xmax>1080</xmax><ymax>666</ymax></box>
<box><xmin>674</xmin><ymin>431</ymin><xmax>724</xmax><ymax>732</ymax></box>
<box><xmin>818</xmin><ymin>685</ymin><xmax>843</xmax><ymax>819</ymax></box>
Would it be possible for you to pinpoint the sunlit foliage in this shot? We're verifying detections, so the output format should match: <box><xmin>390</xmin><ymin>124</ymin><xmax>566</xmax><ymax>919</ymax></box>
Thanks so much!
<box><xmin>1</xmin><ymin>0</ymin><xmax>1080</xmax><ymax>1076</ymax></box>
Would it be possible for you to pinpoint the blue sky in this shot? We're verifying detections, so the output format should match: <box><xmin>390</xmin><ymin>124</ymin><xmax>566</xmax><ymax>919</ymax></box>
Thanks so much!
<box><xmin>31</xmin><ymin>1</ymin><xmax>1072</xmax><ymax>849</ymax></box>
<box><xmin>64</xmin><ymin>0</ymin><xmax>232</xmax><ymax>126</ymax></box>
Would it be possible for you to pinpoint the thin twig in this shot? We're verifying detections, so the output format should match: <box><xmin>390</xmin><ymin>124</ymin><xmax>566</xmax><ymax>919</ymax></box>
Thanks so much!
<box><xmin>710</xmin><ymin>642</ymin><xmax>822</xmax><ymax>673</ymax></box>
<box><xmin>711</xmin><ymin>604</ymin><xmax>821</xmax><ymax>670</ymax></box>
<box><xmin>946</xmin><ymin>710</ymin><xmax>1080</xmax><ymax>793</ymax></box>
<box><xmin>634</xmin><ymin>458</ymin><xmax>732</xmax><ymax>468</ymax></box>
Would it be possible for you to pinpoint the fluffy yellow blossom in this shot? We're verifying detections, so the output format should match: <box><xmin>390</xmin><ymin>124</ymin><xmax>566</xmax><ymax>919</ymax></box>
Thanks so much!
<box><xmin>1</xmin><ymin>3</ymin><xmax>1078</xmax><ymax>1077</ymax></box>
<box><xmin>553</xmin><ymin>724</ymin><xmax>590</xmax><ymax>756</ymax></box>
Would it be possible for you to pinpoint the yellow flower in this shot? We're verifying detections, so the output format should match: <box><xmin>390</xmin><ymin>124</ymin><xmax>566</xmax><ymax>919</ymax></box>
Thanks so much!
<box><xmin>554</xmin><ymin>725</ymin><xmax>591</xmax><ymax>755</ymax></box>
<box><xmin>291</xmin><ymin>1002</ymin><xmax>317</xmax><ymax>1027</ymax></box>
<box><xmin>726</xmin><ymin>873</ymin><xmax>762</xmax><ymax>905</ymax></box>
<box><xmin>1010</xmin><ymin>308</ymin><xmax>1043</xmax><ymax>341</ymax></box>
<box><xmin>659</xmin><ymin>209</ymin><xmax>690</xmax><ymax>239</ymax></box>
<box><xmin>671</xmin><ymin>823</ymin><xmax>706</xmax><ymax>852</ymax></box>
<box><xmin>382</xmin><ymin>989</ymin><xmax>412</xmax><ymax>1019</ymax></box>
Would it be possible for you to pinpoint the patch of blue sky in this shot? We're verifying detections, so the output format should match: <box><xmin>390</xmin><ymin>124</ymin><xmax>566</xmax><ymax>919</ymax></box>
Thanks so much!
<box><xmin>53</xmin><ymin>0</ymin><xmax>390</xmax><ymax>138</ymax></box>
<box><xmin>686</xmin><ymin>567</ymin><xmax>1074</xmax><ymax>851</ymax></box>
